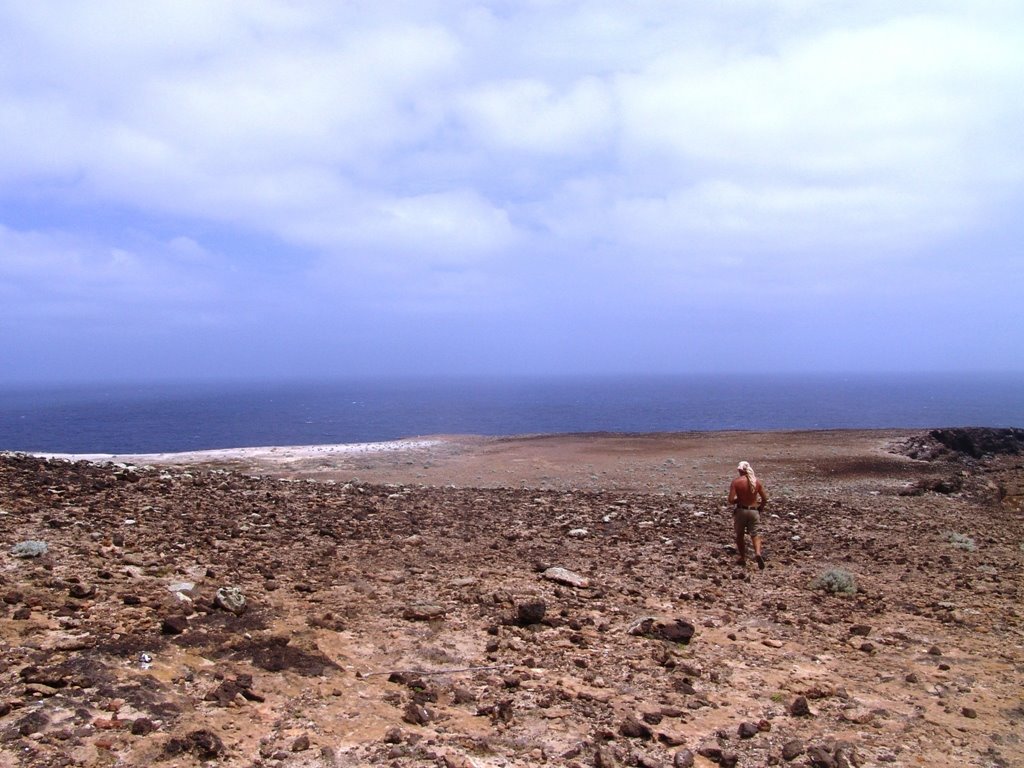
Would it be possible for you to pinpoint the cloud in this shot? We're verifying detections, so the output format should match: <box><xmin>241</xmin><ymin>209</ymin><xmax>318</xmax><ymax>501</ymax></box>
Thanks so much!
<box><xmin>457</xmin><ymin>77</ymin><xmax>614</xmax><ymax>154</ymax></box>
<box><xmin>0</xmin><ymin>2</ymin><xmax>1022</xmax><ymax>378</ymax></box>
<box><xmin>0</xmin><ymin>224</ymin><xmax>222</xmax><ymax>323</ymax></box>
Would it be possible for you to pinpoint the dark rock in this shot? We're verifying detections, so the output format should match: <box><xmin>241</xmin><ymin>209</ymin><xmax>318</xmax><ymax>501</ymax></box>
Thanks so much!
<box><xmin>627</xmin><ymin>617</ymin><xmax>696</xmax><ymax>644</ymax></box>
<box><xmin>928</xmin><ymin>645</ymin><xmax>943</xmax><ymax>656</ymax></box>
<box><xmin>738</xmin><ymin>721</ymin><xmax>758</xmax><ymax>739</ymax></box>
<box><xmin>68</xmin><ymin>583</ymin><xmax>96</xmax><ymax>599</ymax></box>
<box><xmin>697</xmin><ymin>744</ymin><xmax>723</xmax><ymax>761</ymax></box>
<box><xmin>122</xmin><ymin>595</ymin><xmax>142</xmax><ymax>606</ymax></box>
<box><xmin>833</xmin><ymin>742</ymin><xmax>860</xmax><ymax>768</ymax></box>
<box><xmin>291</xmin><ymin>734</ymin><xmax>310</xmax><ymax>751</ymax></box>
<box><xmin>962</xmin><ymin>707</ymin><xmax>978</xmax><ymax>718</ymax></box>
<box><xmin>807</xmin><ymin>745</ymin><xmax>836</xmax><ymax>768</ymax></box>
<box><xmin>205</xmin><ymin>676</ymin><xmax>265</xmax><ymax>705</ymax></box>
<box><xmin>476</xmin><ymin>699</ymin><xmax>513</xmax><ymax>723</ymax></box>
<box><xmin>16</xmin><ymin>710</ymin><xmax>49</xmax><ymax>736</ymax></box>
<box><xmin>12</xmin><ymin>607</ymin><xmax>30</xmax><ymax>621</ymax></box>
<box><xmin>619</xmin><ymin>715</ymin><xmax>652</xmax><ymax>739</ymax></box>
<box><xmin>383</xmin><ymin>726</ymin><xmax>403</xmax><ymax>744</ymax></box>
<box><xmin>789</xmin><ymin>696</ymin><xmax>811</xmax><ymax>716</ymax></box>
<box><xmin>164</xmin><ymin>729</ymin><xmax>225</xmax><ymax>760</ymax></box>
<box><xmin>19</xmin><ymin>666</ymin><xmax>67</xmax><ymax>688</ymax></box>
<box><xmin>130</xmin><ymin>718</ymin><xmax>155</xmax><ymax>736</ymax></box>
<box><xmin>781</xmin><ymin>739</ymin><xmax>805</xmax><ymax>761</ymax></box>
<box><xmin>402</xmin><ymin>702</ymin><xmax>431</xmax><ymax>725</ymax></box>
<box><xmin>928</xmin><ymin>427</ymin><xmax>1024</xmax><ymax>459</ymax></box>
<box><xmin>673</xmin><ymin>749</ymin><xmax>695</xmax><ymax>768</ymax></box>
<box><xmin>161</xmin><ymin>615</ymin><xmax>188</xmax><ymax>635</ymax></box>
<box><xmin>859</xmin><ymin>642</ymin><xmax>875</xmax><ymax>653</ymax></box>
<box><xmin>516</xmin><ymin>601</ymin><xmax>546</xmax><ymax>626</ymax></box>
<box><xmin>848</xmin><ymin>624</ymin><xmax>871</xmax><ymax>636</ymax></box>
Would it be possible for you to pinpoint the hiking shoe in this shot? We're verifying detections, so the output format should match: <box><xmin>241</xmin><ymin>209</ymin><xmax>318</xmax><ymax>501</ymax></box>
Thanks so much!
<box><xmin>755</xmin><ymin>554</ymin><xmax>765</xmax><ymax>570</ymax></box>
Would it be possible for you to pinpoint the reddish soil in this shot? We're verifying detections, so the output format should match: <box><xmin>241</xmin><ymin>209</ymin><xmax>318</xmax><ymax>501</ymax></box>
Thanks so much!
<box><xmin>1</xmin><ymin>429</ymin><xmax>1022</xmax><ymax>767</ymax></box>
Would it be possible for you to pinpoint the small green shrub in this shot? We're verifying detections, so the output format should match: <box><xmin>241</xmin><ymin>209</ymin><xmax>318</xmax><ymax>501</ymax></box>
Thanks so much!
<box><xmin>812</xmin><ymin>568</ymin><xmax>857</xmax><ymax>595</ymax></box>
<box><xmin>942</xmin><ymin>531</ymin><xmax>976</xmax><ymax>551</ymax></box>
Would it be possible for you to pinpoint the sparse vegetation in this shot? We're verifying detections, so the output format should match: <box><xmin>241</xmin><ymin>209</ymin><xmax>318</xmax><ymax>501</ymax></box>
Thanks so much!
<box><xmin>943</xmin><ymin>531</ymin><xmax>976</xmax><ymax>551</ymax></box>
<box><xmin>812</xmin><ymin>567</ymin><xmax>857</xmax><ymax>595</ymax></box>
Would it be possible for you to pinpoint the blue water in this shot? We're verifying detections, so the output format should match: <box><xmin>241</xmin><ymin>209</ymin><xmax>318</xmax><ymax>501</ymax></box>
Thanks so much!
<box><xmin>0</xmin><ymin>374</ymin><xmax>1021</xmax><ymax>454</ymax></box>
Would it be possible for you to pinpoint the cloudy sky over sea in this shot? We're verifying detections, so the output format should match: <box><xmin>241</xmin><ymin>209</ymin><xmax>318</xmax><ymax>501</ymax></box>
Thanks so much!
<box><xmin>2</xmin><ymin>1</ymin><xmax>1022</xmax><ymax>383</ymax></box>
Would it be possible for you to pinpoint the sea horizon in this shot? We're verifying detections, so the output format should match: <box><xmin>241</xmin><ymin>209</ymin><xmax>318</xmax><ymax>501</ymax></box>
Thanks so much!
<box><xmin>1</xmin><ymin>372</ymin><xmax>1022</xmax><ymax>455</ymax></box>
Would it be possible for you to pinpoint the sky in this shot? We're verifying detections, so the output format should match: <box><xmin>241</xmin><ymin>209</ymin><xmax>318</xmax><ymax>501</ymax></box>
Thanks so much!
<box><xmin>2</xmin><ymin>1</ymin><xmax>1023</xmax><ymax>384</ymax></box>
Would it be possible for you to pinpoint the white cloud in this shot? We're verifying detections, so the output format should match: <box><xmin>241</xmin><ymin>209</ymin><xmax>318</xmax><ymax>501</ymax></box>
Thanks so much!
<box><xmin>0</xmin><ymin>224</ymin><xmax>222</xmax><ymax>320</ymax></box>
<box><xmin>0</xmin><ymin>1</ymin><xmax>1022</xmax><ymax>315</ymax></box>
<box><xmin>457</xmin><ymin>77</ymin><xmax>613</xmax><ymax>154</ymax></box>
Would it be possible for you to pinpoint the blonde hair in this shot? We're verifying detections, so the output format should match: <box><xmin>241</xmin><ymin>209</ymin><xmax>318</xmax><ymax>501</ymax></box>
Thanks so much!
<box><xmin>737</xmin><ymin>461</ymin><xmax>757</xmax><ymax>494</ymax></box>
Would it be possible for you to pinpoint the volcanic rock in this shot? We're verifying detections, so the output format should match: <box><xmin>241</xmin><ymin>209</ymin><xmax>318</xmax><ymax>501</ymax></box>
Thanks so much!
<box><xmin>627</xmin><ymin>617</ymin><xmax>696</xmax><ymax>644</ymax></box>
<box><xmin>789</xmin><ymin>695</ymin><xmax>811</xmax><ymax>716</ymax></box>
<box><xmin>781</xmin><ymin>739</ymin><xmax>805</xmax><ymax>761</ymax></box>
<box><xmin>516</xmin><ymin>600</ymin><xmax>547</xmax><ymax>626</ymax></box>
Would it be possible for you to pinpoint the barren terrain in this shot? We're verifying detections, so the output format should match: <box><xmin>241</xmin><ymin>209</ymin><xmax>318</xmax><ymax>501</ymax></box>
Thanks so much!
<box><xmin>2</xmin><ymin>428</ymin><xmax>1023</xmax><ymax>767</ymax></box>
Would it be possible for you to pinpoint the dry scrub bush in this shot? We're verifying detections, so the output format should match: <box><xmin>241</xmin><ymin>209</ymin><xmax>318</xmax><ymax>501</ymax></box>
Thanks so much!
<box><xmin>812</xmin><ymin>568</ymin><xmax>857</xmax><ymax>595</ymax></box>
<box><xmin>942</xmin><ymin>531</ymin><xmax>976</xmax><ymax>551</ymax></box>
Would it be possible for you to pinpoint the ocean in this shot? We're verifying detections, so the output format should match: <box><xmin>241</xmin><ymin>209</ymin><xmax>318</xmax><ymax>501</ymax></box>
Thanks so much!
<box><xmin>0</xmin><ymin>373</ymin><xmax>1021</xmax><ymax>454</ymax></box>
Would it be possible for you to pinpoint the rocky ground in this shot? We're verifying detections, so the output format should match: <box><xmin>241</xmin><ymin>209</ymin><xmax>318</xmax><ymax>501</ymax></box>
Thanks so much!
<box><xmin>1</xmin><ymin>428</ymin><xmax>1023</xmax><ymax>768</ymax></box>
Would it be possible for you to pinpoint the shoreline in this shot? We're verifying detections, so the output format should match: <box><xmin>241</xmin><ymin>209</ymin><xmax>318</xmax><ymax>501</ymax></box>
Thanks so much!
<box><xmin>27</xmin><ymin>427</ymin><xmax>928</xmax><ymax>492</ymax></box>
<box><xmin>28</xmin><ymin>426</ymin><xmax>923</xmax><ymax>462</ymax></box>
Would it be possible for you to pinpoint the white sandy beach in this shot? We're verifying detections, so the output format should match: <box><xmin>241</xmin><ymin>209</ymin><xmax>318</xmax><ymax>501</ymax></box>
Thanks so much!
<box><xmin>36</xmin><ymin>437</ymin><xmax>447</xmax><ymax>466</ymax></box>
